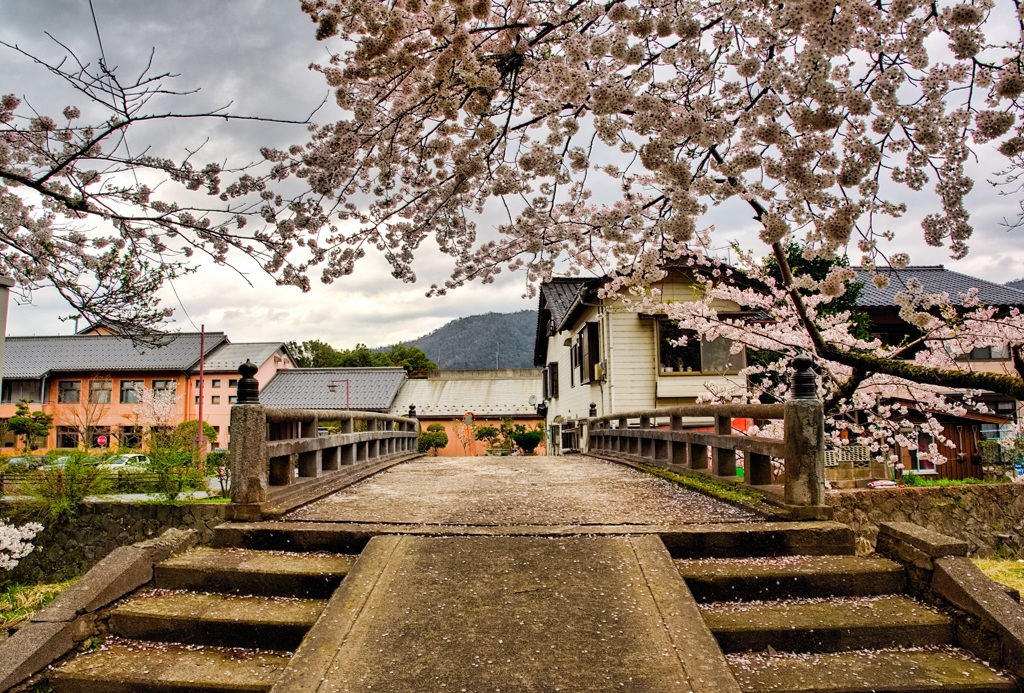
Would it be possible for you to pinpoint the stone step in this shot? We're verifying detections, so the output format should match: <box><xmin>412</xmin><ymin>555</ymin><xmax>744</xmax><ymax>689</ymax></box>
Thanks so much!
<box><xmin>676</xmin><ymin>554</ymin><xmax>906</xmax><ymax>602</ymax></box>
<box><xmin>702</xmin><ymin>595</ymin><xmax>953</xmax><ymax>653</ymax></box>
<box><xmin>660</xmin><ymin>521</ymin><xmax>857</xmax><ymax>558</ymax></box>
<box><xmin>48</xmin><ymin>638</ymin><xmax>291</xmax><ymax>693</ymax></box>
<box><xmin>155</xmin><ymin>546</ymin><xmax>356</xmax><ymax>598</ymax></box>
<box><xmin>109</xmin><ymin>590</ymin><xmax>326</xmax><ymax>650</ymax></box>
<box><xmin>726</xmin><ymin>646</ymin><xmax>1017</xmax><ymax>692</ymax></box>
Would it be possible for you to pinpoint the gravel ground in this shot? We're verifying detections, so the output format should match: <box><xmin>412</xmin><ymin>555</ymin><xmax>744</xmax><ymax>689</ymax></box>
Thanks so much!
<box><xmin>285</xmin><ymin>455</ymin><xmax>762</xmax><ymax>526</ymax></box>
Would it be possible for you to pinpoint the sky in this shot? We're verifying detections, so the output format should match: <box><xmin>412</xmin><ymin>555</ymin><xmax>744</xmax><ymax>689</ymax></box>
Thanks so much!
<box><xmin>3</xmin><ymin>1</ymin><xmax>1024</xmax><ymax>348</ymax></box>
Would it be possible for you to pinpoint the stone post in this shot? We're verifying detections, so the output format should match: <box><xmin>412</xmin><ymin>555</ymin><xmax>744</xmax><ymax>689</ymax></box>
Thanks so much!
<box><xmin>230</xmin><ymin>360</ymin><xmax>268</xmax><ymax>509</ymax></box>
<box><xmin>783</xmin><ymin>354</ymin><xmax>826</xmax><ymax>509</ymax></box>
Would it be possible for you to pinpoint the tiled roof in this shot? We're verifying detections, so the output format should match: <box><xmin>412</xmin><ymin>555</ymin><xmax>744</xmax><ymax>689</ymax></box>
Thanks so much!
<box><xmin>389</xmin><ymin>370</ymin><xmax>544</xmax><ymax>418</ymax></box>
<box><xmin>259</xmin><ymin>368</ymin><xmax>407</xmax><ymax>411</ymax></box>
<box><xmin>3</xmin><ymin>332</ymin><xmax>227</xmax><ymax>379</ymax></box>
<box><xmin>200</xmin><ymin>342</ymin><xmax>293</xmax><ymax>373</ymax></box>
<box><xmin>540</xmin><ymin>278</ymin><xmax>594</xmax><ymax>331</ymax></box>
<box><xmin>854</xmin><ymin>266</ymin><xmax>1024</xmax><ymax>308</ymax></box>
<box><xmin>1007</xmin><ymin>278</ymin><xmax>1024</xmax><ymax>292</ymax></box>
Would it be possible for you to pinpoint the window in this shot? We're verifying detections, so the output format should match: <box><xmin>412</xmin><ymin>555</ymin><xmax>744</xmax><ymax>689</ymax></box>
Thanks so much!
<box><xmin>211</xmin><ymin>396</ymin><xmax>221</xmax><ymax>405</ymax></box>
<box><xmin>91</xmin><ymin>426</ymin><xmax>111</xmax><ymax>448</ymax></box>
<box><xmin>89</xmin><ymin>380</ymin><xmax>112</xmax><ymax>404</ymax></box>
<box><xmin>229</xmin><ymin>395</ymin><xmax>238</xmax><ymax>404</ymax></box>
<box><xmin>544</xmin><ymin>362</ymin><xmax>560</xmax><ymax>399</ymax></box>
<box><xmin>2</xmin><ymin>379</ymin><xmax>41</xmax><ymax>404</ymax></box>
<box><xmin>212</xmin><ymin>379</ymin><xmax>221</xmax><ymax>388</ymax></box>
<box><xmin>119</xmin><ymin>426</ymin><xmax>143</xmax><ymax>449</ymax></box>
<box><xmin>195</xmin><ymin>379</ymin><xmax>202</xmax><ymax>388</ymax></box>
<box><xmin>120</xmin><ymin>380</ymin><xmax>144</xmax><ymax>404</ymax></box>
<box><xmin>575</xmin><ymin>323</ymin><xmax>600</xmax><ymax>385</ymax></box>
<box><xmin>905</xmin><ymin>431</ymin><xmax>937</xmax><ymax>474</ymax></box>
<box><xmin>195</xmin><ymin>396</ymin><xmax>201</xmax><ymax>405</ymax></box>
<box><xmin>966</xmin><ymin>344</ymin><xmax>1010</xmax><ymax>361</ymax></box>
<box><xmin>658</xmin><ymin>321</ymin><xmax>742</xmax><ymax>374</ymax></box>
<box><xmin>153</xmin><ymin>380</ymin><xmax>176</xmax><ymax>394</ymax></box>
<box><xmin>57</xmin><ymin>426</ymin><xmax>79</xmax><ymax>448</ymax></box>
<box><xmin>58</xmin><ymin>381</ymin><xmax>81</xmax><ymax>404</ymax></box>
<box><xmin>228</xmin><ymin>379</ymin><xmax>238</xmax><ymax>388</ymax></box>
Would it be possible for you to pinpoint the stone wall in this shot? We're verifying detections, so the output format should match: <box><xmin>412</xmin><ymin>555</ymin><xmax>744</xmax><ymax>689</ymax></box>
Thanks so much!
<box><xmin>828</xmin><ymin>484</ymin><xmax>1024</xmax><ymax>557</ymax></box>
<box><xmin>2</xmin><ymin>502</ymin><xmax>228</xmax><ymax>585</ymax></box>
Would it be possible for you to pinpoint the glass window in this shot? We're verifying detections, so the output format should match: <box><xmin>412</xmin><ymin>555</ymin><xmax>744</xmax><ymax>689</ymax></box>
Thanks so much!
<box><xmin>89</xmin><ymin>380</ymin><xmax>112</xmax><ymax>404</ymax></box>
<box><xmin>153</xmin><ymin>380</ymin><xmax>176</xmax><ymax>394</ymax></box>
<box><xmin>658</xmin><ymin>321</ymin><xmax>743</xmax><ymax>374</ymax></box>
<box><xmin>212</xmin><ymin>379</ymin><xmax>221</xmax><ymax>388</ymax></box>
<box><xmin>195</xmin><ymin>379</ymin><xmax>202</xmax><ymax>388</ymax></box>
<box><xmin>57</xmin><ymin>426</ymin><xmax>79</xmax><ymax>448</ymax></box>
<box><xmin>229</xmin><ymin>379</ymin><xmax>238</xmax><ymax>388</ymax></box>
<box><xmin>211</xmin><ymin>396</ymin><xmax>221</xmax><ymax>405</ymax></box>
<box><xmin>58</xmin><ymin>381</ymin><xmax>81</xmax><ymax>404</ymax></box>
<box><xmin>229</xmin><ymin>395</ymin><xmax>238</xmax><ymax>404</ymax></box>
<box><xmin>2</xmin><ymin>379</ymin><xmax>41</xmax><ymax>404</ymax></box>
<box><xmin>195</xmin><ymin>396</ymin><xmax>201</xmax><ymax>405</ymax></box>
<box><xmin>119</xmin><ymin>426</ymin><xmax>143</xmax><ymax>448</ymax></box>
<box><xmin>120</xmin><ymin>380</ymin><xmax>144</xmax><ymax>404</ymax></box>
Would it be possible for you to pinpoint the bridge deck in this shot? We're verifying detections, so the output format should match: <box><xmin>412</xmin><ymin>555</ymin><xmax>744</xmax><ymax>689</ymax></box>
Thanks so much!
<box><xmin>284</xmin><ymin>455</ymin><xmax>761</xmax><ymax>527</ymax></box>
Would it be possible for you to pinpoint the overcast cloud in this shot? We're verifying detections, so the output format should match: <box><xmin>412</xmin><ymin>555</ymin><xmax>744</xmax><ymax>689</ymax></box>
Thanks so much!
<box><xmin>3</xmin><ymin>2</ymin><xmax>1023</xmax><ymax>348</ymax></box>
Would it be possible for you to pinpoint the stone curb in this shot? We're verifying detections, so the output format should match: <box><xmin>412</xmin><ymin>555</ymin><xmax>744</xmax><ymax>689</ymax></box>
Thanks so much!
<box><xmin>0</xmin><ymin>528</ymin><xmax>198</xmax><ymax>691</ymax></box>
<box><xmin>270</xmin><ymin>535</ymin><xmax>403</xmax><ymax>692</ymax></box>
<box><xmin>628</xmin><ymin>535</ymin><xmax>742</xmax><ymax>692</ymax></box>
<box><xmin>876</xmin><ymin>520</ymin><xmax>1024</xmax><ymax>680</ymax></box>
<box><xmin>933</xmin><ymin>556</ymin><xmax>1024</xmax><ymax>680</ymax></box>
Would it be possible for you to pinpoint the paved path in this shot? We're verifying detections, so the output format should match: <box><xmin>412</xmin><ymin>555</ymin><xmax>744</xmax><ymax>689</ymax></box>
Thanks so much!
<box><xmin>269</xmin><ymin>457</ymin><xmax>759</xmax><ymax>691</ymax></box>
<box><xmin>285</xmin><ymin>455</ymin><xmax>761</xmax><ymax>526</ymax></box>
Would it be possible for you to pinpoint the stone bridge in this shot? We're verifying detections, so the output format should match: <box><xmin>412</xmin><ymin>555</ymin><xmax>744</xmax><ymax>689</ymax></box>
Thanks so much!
<box><xmin>3</xmin><ymin>359</ymin><xmax>1023</xmax><ymax>692</ymax></box>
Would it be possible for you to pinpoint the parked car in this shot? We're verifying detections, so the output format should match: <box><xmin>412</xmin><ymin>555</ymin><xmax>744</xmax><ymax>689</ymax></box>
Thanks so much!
<box><xmin>4</xmin><ymin>455</ymin><xmax>47</xmax><ymax>469</ymax></box>
<box><xmin>39</xmin><ymin>455</ymin><xmax>103</xmax><ymax>471</ymax></box>
<box><xmin>98</xmin><ymin>454</ymin><xmax>150</xmax><ymax>473</ymax></box>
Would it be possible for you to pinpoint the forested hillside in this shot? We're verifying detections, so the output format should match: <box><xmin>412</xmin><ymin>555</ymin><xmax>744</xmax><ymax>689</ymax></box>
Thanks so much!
<box><xmin>406</xmin><ymin>310</ymin><xmax>538</xmax><ymax>370</ymax></box>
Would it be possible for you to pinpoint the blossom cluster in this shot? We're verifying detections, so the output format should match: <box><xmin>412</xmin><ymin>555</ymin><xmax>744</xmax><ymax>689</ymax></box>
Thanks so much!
<box><xmin>0</xmin><ymin>519</ymin><xmax>43</xmax><ymax>571</ymax></box>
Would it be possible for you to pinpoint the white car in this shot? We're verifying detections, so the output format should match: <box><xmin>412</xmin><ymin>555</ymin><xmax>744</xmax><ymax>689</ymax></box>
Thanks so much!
<box><xmin>98</xmin><ymin>454</ymin><xmax>150</xmax><ymax>472</ymax></box>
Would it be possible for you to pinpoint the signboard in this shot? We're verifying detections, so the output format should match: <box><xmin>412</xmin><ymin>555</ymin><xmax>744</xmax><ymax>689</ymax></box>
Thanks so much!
<box><xmin>96</xmin><ymin>435</ymin><xmax>108</xmax><ymax>446</ymax></box>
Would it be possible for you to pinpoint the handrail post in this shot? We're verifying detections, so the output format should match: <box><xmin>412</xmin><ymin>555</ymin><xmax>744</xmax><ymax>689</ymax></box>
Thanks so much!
<box><xmin>783</xmin><ymin>355</ymin><xmax>826</xmax><ymax>507</ymax></box>
<box><xmin>230</xmin><ymin>360</ymin><xmax>268</xmax><ymax>507</ymax></box>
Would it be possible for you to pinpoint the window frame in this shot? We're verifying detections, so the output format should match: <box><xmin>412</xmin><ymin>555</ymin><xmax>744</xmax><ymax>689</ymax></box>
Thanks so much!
<box><xmin>89</xmin><ymin>379</ymin><xmax>112</xmax><ymax>404</ymax></box>
<box><xmin>120</xmin><ymin>380</ymin><xmax>144</xmax><ymax>404</ymax></box>
<box><xmin>58</xmin><ymin>380</ymin><xmax>82</xmax><ymax>404</ymax></box>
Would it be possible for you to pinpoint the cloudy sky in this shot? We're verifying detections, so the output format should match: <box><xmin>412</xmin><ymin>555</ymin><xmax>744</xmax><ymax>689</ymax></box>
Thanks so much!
<box><xmin>3</xmin><ymin>1</ymin><xmax>1024</xmax><ymax>348</ymax></box>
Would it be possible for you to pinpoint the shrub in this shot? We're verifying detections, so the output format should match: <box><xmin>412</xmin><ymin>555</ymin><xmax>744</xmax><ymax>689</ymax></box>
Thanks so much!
<box><xmin>21</xmin><ymin>452</ymin><xmax>110</xmax><ymax>520</ymax></box>
<box><xmin>418</xmin><ymin>425</ymin><xmax>449</xmax><ymax>455</ymax></box>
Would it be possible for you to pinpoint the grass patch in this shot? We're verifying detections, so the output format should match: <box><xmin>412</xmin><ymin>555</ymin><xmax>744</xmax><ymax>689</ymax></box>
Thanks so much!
<box><xmin>901</xmin><ymin>474</ymin><xmax>1005</xmax><ymax>487</ymax></box>
<box><xmin>1</xmin><ymin>579</ymin><xmax>77</xmax><ymax>631</ymax></box>
<box><xmin>640</xmin><ymin>464</ymin><xmax>765</xmax><ymax>506</ymax></box>
<box><xmin>973</xmin><ymin>558</ymin><xmax>1024</xmax><ymax>594</ymax></box>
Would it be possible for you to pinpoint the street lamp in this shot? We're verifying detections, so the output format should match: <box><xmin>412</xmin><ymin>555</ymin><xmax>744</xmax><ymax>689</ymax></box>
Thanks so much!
<box><xmin>327</xmin><ymin>379</ymin><xmax>351</xmax><ymax>409</ymax></box>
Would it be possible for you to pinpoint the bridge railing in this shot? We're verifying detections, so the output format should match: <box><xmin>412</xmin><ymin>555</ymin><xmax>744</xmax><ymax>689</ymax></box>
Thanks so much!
<box><xmin>228</xmin><ymin>361</ymin><xmax>418</xmax><ymax>509</ymax></box>
<box><xmin>586</xmin><ymin>355</ymin><xmax>827</xmax><ymax>517</ymax></box>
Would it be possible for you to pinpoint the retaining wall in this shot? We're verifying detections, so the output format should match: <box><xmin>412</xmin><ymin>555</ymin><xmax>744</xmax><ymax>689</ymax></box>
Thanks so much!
<box><xmin>828</xmin><ymin>484</ymin><xmax>1024</xmax><ymax>556</ymax></box>
<box><xmin>2</xmin><ymin>502</ymin><xmax>228</xmax><ymax>585</ymax></box>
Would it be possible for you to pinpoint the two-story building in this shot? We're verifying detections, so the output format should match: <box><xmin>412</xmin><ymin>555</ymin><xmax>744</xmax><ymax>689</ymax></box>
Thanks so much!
<box><xmin>0</xmin><ymin>331</ymin><xmax>295</xmax><ymax>451</ymax></box>
<box><xmin>534</xmin><ymin>268</ymin><xmax>749</xmax><ymax>454</ymax></box>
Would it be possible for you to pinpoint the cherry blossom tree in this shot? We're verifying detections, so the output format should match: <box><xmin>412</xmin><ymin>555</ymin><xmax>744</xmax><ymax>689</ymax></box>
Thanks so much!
<box><xmin>1</xmin><ymin>39</ymin><xmax>318</xmax><ymax>337</ymax></box>
<box><xmin>277</xmin><ymin>0</ymin><xmax>1024</xmax><ymax>400</ymax></box>
<box><xmin>650</xmin><ymin>238</ymin><xmax>1024</xmax><ymax>465</ymax></box>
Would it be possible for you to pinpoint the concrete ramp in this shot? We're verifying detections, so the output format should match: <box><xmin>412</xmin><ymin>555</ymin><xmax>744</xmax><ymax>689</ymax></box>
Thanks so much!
<box><xmin>274</xmin><ymin>535</ymin><xmax>739</xmax><ymax>693</ymax></box>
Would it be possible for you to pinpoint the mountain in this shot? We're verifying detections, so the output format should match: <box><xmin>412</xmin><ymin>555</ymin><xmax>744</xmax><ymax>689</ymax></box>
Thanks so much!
<box><xmin>404</xmin><ymin>310</ymin><xmax>538</xmax><ymax>370</ymax></box>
